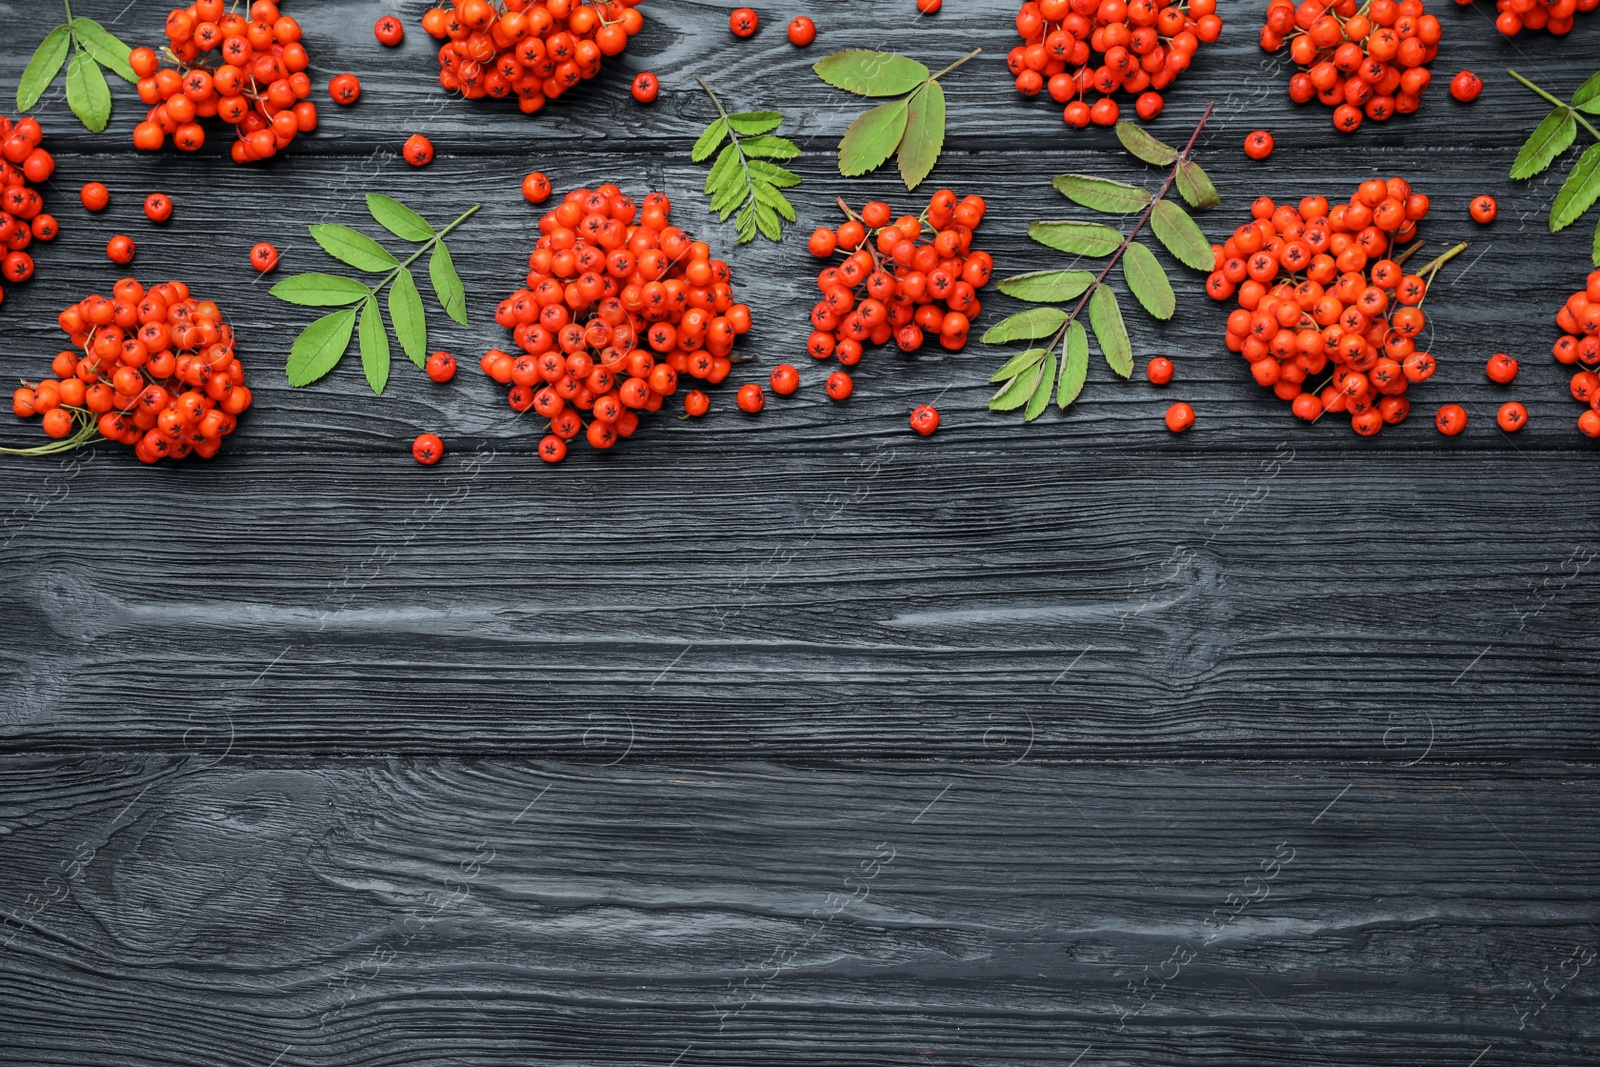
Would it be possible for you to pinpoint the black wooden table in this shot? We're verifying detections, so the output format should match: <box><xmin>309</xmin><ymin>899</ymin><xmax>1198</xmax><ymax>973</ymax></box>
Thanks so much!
<box><xmin>3</xmin><ymin>2</ymin><xmax>1598</xmax><ymax>1064</ymax></box>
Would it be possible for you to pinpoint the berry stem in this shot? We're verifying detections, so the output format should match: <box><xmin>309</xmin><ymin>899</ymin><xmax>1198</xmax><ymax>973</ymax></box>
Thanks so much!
<box><xmin>0</xmin><ymin>408</ymin><xmax>98</xmax><ymax>457</ymax></box>
<box><xmin>1414</xmin><ymin>241</ymin><xmax>1467</xmax><ymax>301</ymax></box>
<box><xmin>1507</xmin><ymin>69</ymin><xmax>1600</xmax><ymax>141</ymax></box>
<box><xmin>928</xmin><ymin>48</ymin><xmax>983</xmax><ymax>83</ymax></box>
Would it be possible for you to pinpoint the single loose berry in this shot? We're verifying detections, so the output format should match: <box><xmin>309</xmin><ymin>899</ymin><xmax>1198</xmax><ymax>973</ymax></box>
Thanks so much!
<box><xmin>1244</xmin><ymin>130</ymin><xmax>1275</xmax><ymax>160</ymax></box>
<box><xmin>538</xmin><ymin>434</ymin><xmax>567</xmax><ymax>463</ymax></box>
<box><xmin>425</xmin><ymin>351</ymin><xmax>457</xmax><ymax>382</ymax></box>
<box><xmin>374</xmin><ymin>15</ymin><xmax>404</xmax><ymax>46</ymax></box>
<box><xmin>769</xmin><ymin>363</ymin><xmax>800</xmax><ymax>395</ymax></box>
<box><xmin>1164</xmin><ymin>401</ymin><xmax>1195</xmax><ymax>432</ymax></box>
<box><xmin>1486</xmin><ymin>352</ymin><xmax>1518</xmax><ymax>384</ymax></box>
<box><xmin>329</xmin><ymin>73</ymin><xmax>361</xmax><ymax>106</ymax></box>
<box><xmin>736</xmin><ymin>382</ymin><xmax>765</xmax><ymax>412</ymax></box>
<box><xmin>106</xmin><ymin>235</ymin><xmax>136</xmax><ymax>265</ymax></box>
<box><xmin>916</xmin><ymin>0</ymin><xmax>943</xmax><ymax>12</ymax></box>
<box><xmin>1497</xmin><ymin>401</ymin><xmax>1527</xmax><ymax>432</ymax></box>
<box><xmin>1450</xmin><ymin>71</ymin><xmax>1483</xmax><ymax>103</ymax></box>
<box><xmin>522</xmin><ymin>172</ymin><xmax>552</xmax><ymax>204</ymax></box>
<box><xmin>910</xmin><ymin>404</ymin><xmax>940</xmax><ymax>435</ymax></box>
<box><xmin>403</xmin><ymin>134</ymin><xmax>434</xmax><ymax>167</ymax></box>
<box><xmin>80</xmin><ymin>182</ymin><xmax>109</xmax><ymax>211</ymax></box>
<box><xmin>1470</xmin><ymin>195</ymin><xmax>1497</xmax><ymax>224</ymax></box>
<box><xmin>1146</xmin><ymin>357</ymin><xmax>1174</xmax><ymax>385</ymax></box>
<box><xmin>143</xmin><ymin>193</ymin><xmax>172</xmax><ymax>223</ymax></box>
<box><xmin>825</xmin><ymin>370</ymin><xmax>853</xmax><ymax>400</ymax></box>
<box><xmin>684</xmin><ymin>389</ymin><xmax>710</xmax><ymax>417</ymax></box>
<box><xmin>787</xmin><ymin>16</ymin><xmax>816</xmax><ymax>46</ymax></box>
<box><xmin>412</xmin><ymin>432</ymin><xmax>444</xmax><ymax>464</ymax></box>
<box><xmin>251</xmin><ymin>242</ymin><xmax>280</xmax><ymax>273</ymax></box>
<box><xmin>730</xmin><ymin>7</ymin><xmax>759</xmax><ymax>37</ymax></box>
<box><xmin>1435</xmin><ymin>403</ymin><xmax>1468</xmax><ymax>436</ymax></box>
<box><xmin>631</xmin><ymin>72</ymin><xmax>659</xmax><ymax>104</ymax></box>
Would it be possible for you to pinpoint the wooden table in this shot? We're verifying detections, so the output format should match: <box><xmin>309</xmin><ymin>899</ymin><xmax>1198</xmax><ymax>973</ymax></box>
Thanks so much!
<box><xmin>3</xmin><ymin>2</ymin><xmax>1598</xmax><ymax>1064</ymax></box>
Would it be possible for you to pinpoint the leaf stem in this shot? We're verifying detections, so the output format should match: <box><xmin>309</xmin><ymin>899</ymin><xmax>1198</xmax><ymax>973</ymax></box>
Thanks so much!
<box><xmin>1508</xmin><ymin>68</ymin><xmax>1600</xmax><ymax>141</ymax></box>
<box><xmin>369</xmin><ymin>203</ymin><xmax>481</xmax><ymax>298</ymax></box>
<box><xmin>928</xmin><ymin>48</ymin><xmax>982</xmax><ymax>83</ymax></box>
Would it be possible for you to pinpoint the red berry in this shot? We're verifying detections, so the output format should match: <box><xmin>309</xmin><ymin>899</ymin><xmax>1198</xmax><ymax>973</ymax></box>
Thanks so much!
<box><xmin>825</xmin><ymin>370</ymin><xmax>853</xmax><ymax>401</ymax></box>
<box><xmin>538</xmin><ymin>434</ymin><xmax>567</xmax><ymax>463</ymax></box>
<box><xmin>1485</xmin><ymin>352</ymin><xmax>1518</xmax><ymax>384</ymax></box>
<box><xmin>250</xmin><ymin>242</ymin><xmax>280</xmax><ymax>273</ymax></box>
<box><xmin>106</xmin><ymin>234</ymin><xmax>136</xmax><ymax>265</ymax></box>
<box><xmin>1164</xmin><ymin>401</ymin><xmax>1195</xmax><ymax>432</ymax></box>
<box><xmin>425</xmin><ymin>351</ymin><xmax>458</xmax><ymax>382</ymax></box>
<box><xmin>330</xmin><ymin>73</ymin><xmax>362</xmax><ymax>106</ymax></box>
<box><xmin>769</xmin><ymin>363</ymin><xmax>800</xmax><ymax>395</ymax></box>
<box><xmin>1146</xmin><ymin>357</ymin><xmax>1174</xmax><ymax>385</ymax></box>
<box><xmin>730</xmin><ymin>7</ymin><xmax>759</xmax><ymax>37</ymax></box>
<box><xmin>808</xmin><ymin>227</ymin><xmax>837</xmax><ymax>257</ymax></box>
<box><xmin>631</xmin><ymin>72</ymin><xmax>659</xmax><ymax>103</ymax></box>
<box><xmin>1450</xmin><ymin>71</ymin><xmax>1483</xmax><ymax>103</ymax></box>
<box><xmin>1497</xmin><ymin>401</ymin><xmax>1527</xmax><ymax>432</ymax></box>
<box><xmin>917</xmin><ymin>0</ymin><xmax>943</xmax><ymax>13</ymax></box>
<box><xmin>412</xmin><ymin>432</ymin><xmax>444</xmax><ymax>464</ymax></box>
<box><xmin>1470</xmin><ymin>195</ymin><xmax>1497</xmax><ymax>224</ymax></box>
<box><xmin>787</xmin><ymin>16</ymin><xmax>816</xmax><ymax>46</ymax></box>
<box><xmin>522</xmin><ymin>171</ymin><xmax>552</xmax><ymax>204</ymax></box>
<box><xmin>910</xmin><ymin>404</ymin><xmax>940</xmax><ymax>435</ymax></box>
<box><xmin>736</xmin><ymin>382</ymin><xmax>765</xmax><ymax>412</ymax></box>
<box><xmin>143</xmin><ymin>192</ymin><xmax>172</xmax><ymax>222</ymax></box>
<box><xmin>1244</xmin><ymin>130</ymin><xmax>1275</xmax><ymax>160</ymax></box>
<box><xmin>1435</xmin><ymin>403</ymin><xmax>1468</xmax><ymax>436</ymax></box>
<box><xmin>374</xmin><ymin>15</ymin><xmax>404</xmax><ymax>46</ymax></box>
<box><xmin>403</xmin><ymin>134</ymin><xmax>434</xmax><ymax>167</ymax></box>
<box><xmin>80</xmin><ymin>182</ymin><xmax>109</xmax><ymax>211</ymax></box>
<box><xmin>684</xmin><ymin>389</ymin><xmax>710</xmax><ymax>417</ymax></box>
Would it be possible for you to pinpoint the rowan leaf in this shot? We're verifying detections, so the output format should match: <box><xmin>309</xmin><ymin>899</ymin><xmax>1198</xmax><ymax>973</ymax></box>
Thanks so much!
<box><xmin>1024</xmin><ymin>350</ymin><xmax>1057</xmax><ymax>421</ymax></box>
<box><xmin>747</xmin><ymin>160</ymin><xmax>801</xmax><ymax>187</ymax></box>
<box><xmin>286</xmin><ymin>308</ymin><xmax>357</xmax><ymax>387</ymax></box>
<box><xmin>753</xmin><ymin>201</ymin><xmax>783</xmax><ymax>242</ymax></box>
<box><xmin>705</xmin><ymin>143</ymin><xmax>741</xmax><ymax>194</ymax></box>
<box><xmin>388</xmin><ymin>267</ymin><xmax>427</xmax><ymax>367</ymax></box>
<box><xmin>1511</xmin><ymin>106</ymin><xmax>1576</xmax><ymax>180</ymax></box>
<box><xmin>357</xmin><ymin>296</ymin><xmax>390</xmax><ymax>395</ymax></box>
<box><xmin>71</xmin><ymin>18</ymin><xmax>136</xmax><ymax>83</ymax></box>
<box><xmin>736</xmin><ymin>201</ymin><xmax>758</xmax><ymax>244</ymax></box>
<box><xmin>727</xmin><ymin>111</ymin><xmax>783</xmax><ymax>135</ymax></box>
<box><xmin>428</xmin><ymin>242</ymin><xmax>468</xmax><ymax>326</ymax></box>
<box><xmin>989</xmin><ymin>347</ymin><xmax>1047</xmax><ymax>382</ymax></box>
<box><xmin>309</xmin><ymin>224</ymin><xmax>400</xmax><ymax>272</ymax></box>
<box><xmin>1176</xmin><ymin>160</ymin><xmax>1220</xmax><ymax>209</ymax></box>
<box><xmin>270</xmin><ymin>272</ymin><xmax>373</xmax><ymax>307</ymax></box>
<box><xmin>1149</xmin><ymin>200</ymin><xmax>1214</xmax><ymax>271</ymax></box>
<box><xmin>1121</xmin><ymin>241</ymin><xmax>1176</xmax><ymax>320</ymax></box>
<box><xmin>997</xmin><ymin>269</ymin><xmax>1096</xmax><ymax>303</ymax></box>
<box><xmin>982</xmin><ymin>307</ymin><xmax>1069</xmax><ymax>343</ymax></box>
<box><xmin>711</xmin><ymin>173</ymin><xmax>748</xmax><ymax>220</ymax></box>
<box><xmin>1593</xmin><ymin>215</ymin><xmax>1600</xmax><ymax>267</ymax></box>
<box><xmin>1116</xmin><ymin>121</ymin><xmax>1178</xmax><ymax>165</ymax></box>
<box><xmin>17</xmin><ymin>25</ymin><xmax>70</xmax><ymax>112</ymax></box>
<box><xmin>1089</xmin><ymin>285</ymin><xmax>1132</xmax><ymax>378</ymax></box>
<box><xmin>1052</xmin><ymin>173</ymin><xmax>1151</xmax><ymax>214</ymax></box>
<box><xmin>1572</xmin><ymin>71</ymin><xmax>1600</xmax><ymax>115</ymax></box>
<box><xmin>692</xmin><ymin>118</ymin><xmax>728</xmax><ymax>162</ymax></box>
<box><xmin>751</xmin><ymin>181</ymin><xmax>797</xmax><ymax>222</ymax></box>
<box><xmin>813</xmin><ymin>50</ymin><xmax>930</xmax><ymax>97</ymax></box>
<box><xmin>839</xmin><ymin>98</ymin><xmax>910</xmax><ymax>177</ymax></box>
<box><xmin>1551</xmin><ymin>142</ymin><xmax>1600</xmax><ymax>233</ymax></box>
<box><xmin>366</xmin><ymin>194</ymin><xmax>434</xmax><ymax>242</ymax></box>
<box><xmin>65</xmin><ymin>49</ymin><xmax>111</xmax><ymax>133</ymax></box>
<box><xmin>898</xmin><ymin>81</ymin><xmax>945</xmax><ymax>190</ymax></box>
<box><xmin>1029</xmin><ymin>220</ymin><xmax>1124</xmax><ymax>257</ymax></box>
<box><xmin>1059</xmin><ymin>319</ymin><xmax>1089</xmax><ymax>408</ymax></box>
<box><xmin>990</xmin><ymin>351</ymin><xmax>1048</xmax><ymax>410</ymax></box>
<box><xmin>739</xmin><ymin>135</ymin><xmax>800</xmax><ymax>160</ymax></box>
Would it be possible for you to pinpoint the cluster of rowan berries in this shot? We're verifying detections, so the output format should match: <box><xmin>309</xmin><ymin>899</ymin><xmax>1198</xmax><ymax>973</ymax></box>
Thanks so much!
<box><xmin>1007</xmin><ymin>0</ymin><xmax>1224</xmax><ymax>128</ymax></box>
<box><xmin>1207</xmin><ymin>178</ymin><xmax>1438</xmax><ymax>436</ymax></box>
<box><xmin>1464</xmin><ymin>0</ymin><xmax>1596</xmax><ymax>36</ymax></box>
<box><xmin>0</xmin><ymin>116</ymin><xmax>56</xmax><ymax>308</ymax></box>
<box><xmin>1553</xmin><ymin>269</ymin><xmax>1600</xmax><ymax>437</ymax></box>
<box><xmin>805</xmin><ymin>192</ymin><xmax>992</xmax><ymax>375</ymax></box>
<box><xmin>9</xmin><ymin>280</ymin><xmax>252</xmax><ymax>462</ymax></box>
<box><xmin>422</xmin><ymin>0</ymin><xmax>645</xmax><ymax>114</ymax></box>
<box><xmin>488</xmin><ymin>185</ymin><xmax>751</xmax><ymax>462</ymax></box>
<box><xmin>1262</xmin><ymin>0</ymin><xmax>1442</xmax><ymax>133</ymax></box>
<box><xmin>132</xmin><ymin>1</ymin><xmax>316</xmax><ymax>163</ymax></box>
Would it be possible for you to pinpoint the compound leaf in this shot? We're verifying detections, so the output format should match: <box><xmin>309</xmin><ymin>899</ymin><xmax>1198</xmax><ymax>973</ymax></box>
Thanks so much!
<box><xmin>814</xmin><ymin>50</ymin><xmax>930</xmax><ymax>97</ymax></box>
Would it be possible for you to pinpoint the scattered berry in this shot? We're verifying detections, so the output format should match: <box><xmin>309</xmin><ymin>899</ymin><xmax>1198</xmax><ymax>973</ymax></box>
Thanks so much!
<box><xmin>106</xmin><ymin>235</ymin><xmax>136</xmax><ymax>265</ymax></box>
<box><xmin>143</xmin><ymin>192</ymin><xmax>172</xmax><ymax>222</ymax></box>
<box><xmin>737</xmin><ymin>382</ymin><xmax>765</xmax><ymax>412</ymax></box>
<box><xmin>910</xmin><ymin>403</ymin><xmax>940</xmax><ymax>435</ymax></box>
<box><xmin>250</xmin><ymin>241</ymin><xmax>280</xmax><ymax>273</ymax></box>
<box><xmin>1450</xmin><ymin>69</ymin><xmax>1482</xmax><ymax>102</ymax></box>
<box><xmin>1486</xmin><ymin>351</ymin><xmax>1518</xmax><ymax>384</ymax></box>
<box><xmin>788</xmin><ymin>15</ymin><xmax>816</xmax><ymax>45</ymax></box>
<box><xmin>1497</xmin><ymin>400</ymin><xmax>1527</xmax><ymax>431</ymax></box>
<box><xmin>80</xmin><ymin>182</ymin><xmax>109</xmax><ymax>211</ymax></box>
<box><xmin>538</xmin><ymin>434</ymin><xmax>567</xmax><ymax>462</ymax></box>
<box><xmin>374</xmin><ymin>14</ymin><xmax>404</xmax><ymax>46</ymax></box>
<box><xmin>769</xmin><ymin>363</ymin><xmax>800</xmax><ymax>395</ymax></box>
<box><xmin>1165</xmin><ymin>401</ymin><xmax>1195</xmax><ymax>432</ymax></box>
<box><xmin>1435</xmin><ymin>402</ymin><xmax>1467</xmax><ymax>435</ymax></box>
<box><xmin>684</xmin><ymin>389</ymin><xmax>710</xmax><ymax>416</ymax></box>
<box><xmin>631</xmin><ymin>71</ymin><xmax>659</xmax><ymax>104</ymax></box>
<box><xmin>1470</xmin><ymin>194</ymin><xmax>1497</xmax><ymax>223</ymax></box>
<box><xmin>825</xmin><ymin>370</ymin><xmax>853</xmax><ymax>400</ymax></box>
<box><xmin>329</xmin><ymin>73</ymin><xmax>362</xmax><ymax>106</ymax></box>
<box><xmin>1146</xmin><ymin>356</ymin><xmax>1174</xmax><ymax>384</ymax></box>
<box><xmin>917</xmin><ymin>0</ymin><xmax>943</xmax><ymax>12</ymax></box>
<box><xmin>1244</xmin><ymin>130</ymin><xmax>1275</xmax><ymax>160</ymax></box>
<box><xmin>403</xmin><ymin>134</ymin><xmax>434</xmax><ymax>166</ymax></box>
<box><xmin>412</xmin><ymin>432</ymin><xmax>444</xmax><ymax>464</ymax></box>
<box><xmin>522</xmin><ymin>171</ymin><xmax>553</xmax><ymax>204</ymax></box>
<box><xmin>425</xmin><ymin>350</ymin><xmax>457</xmax><ymax>382</ymax></box>
<box><xmin>730</xmin><ymin>7</ymin><xmax>759</xmax><ymax>37</ymax></box>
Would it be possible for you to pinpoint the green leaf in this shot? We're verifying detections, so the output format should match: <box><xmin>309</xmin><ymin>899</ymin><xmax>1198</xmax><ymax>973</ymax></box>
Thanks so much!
<box><xmin>1511</xmin><ymin>106</ymin><xmax>1577</xmax><ymax>180</ymax></box>
<box><xmin>997</xmin><ymin>269</ymin><xmax>1095</xmax><ymax>303</ymax></box>
<box><xmin>388</xmin><ymin>267</ymin><xmax>427</xmax><ymax>368</ymax></box>
<box><xmin>71</xmin><ymin>19</ymin><xmax>136</xmax><ymax>83</ymax></box>
<box><xmin>428</xmin><ymin>242</ymin><xmax>468</xmax><ymax>326</ymax></box>
<box><xmin>748</xmin><ymin>160</ymin><xmax>801</xmax><ymax>187</ymax></box>
<box><xmin>739</xmin><ymin>135</ymin><xmax>800</xmax><ymax>160</ymax></box>
<box><xmin>1593</xmin><ymin>214</ymin><xmax>1600</xmax><ymax>268</ymax></box>
<box><xmin>1121</xmin><ymin>241</ymin><xmax>1175</xmax><ymax>320</ymax></box>
<box><xmin>751</xmin><ymin>181</ymin><xmax>797</xmax><ymax>222</ymax></box>
<box><xmin>705</xmin><ymin>143</ymin><xmax>742</xmax><ymax>194</ymax></box>
<box><xmin>735</xmin><ymin>201</ymin><xmax>758</xmax><ymax>244</ymax></box>
<box><xmin>982</xmin><ymin>307</ymin><xmax>1069</xmax><ymax>344</ymax></box>
<box><xmin>1176</xmin><ymin>160</ymin><xmax>1220</xmax><ymax>209</ymax></box>
<box><xmin>753</xmin><ymin>201</ymin><xmax>783</xmax><ymax>242</ymax></box>
<box><xmin>839</xmin><ymin>98</ymin><xmax>910</xmax><ymax>178</ymax></box>
<box><xmin>1551</xmin><ymin>143</ymin><xmax>1600</xmax><ymax>233</ymax></box>
<box><xmin>727</xmin><ymin>111</ymin><xmax>784</xmax><ymax>135</ymax></box>
<box><xmin>17</xmin><ymin>25</ymin><xmax>70</xmax><ymax>112</ymax></box>
<box><xmin>286</xmin><ymin>308</ymin><xmax>357</xmax><ymax>387</ymax></box>
<box><xmin>898</xmin><ymin>81</ymin><xmax>945</xmax><ymax>191</ymax></box>
<box><xmin>1024</xmin><ymin>350</ymin><xmax>1057</xmax><ymax>422</ymax></box>
<box><xmin>269</xmin><ymin>272</ymin><xmax>373</xmax><ymax>307</ymax></box>
<box><xmin>366</xmin><ymin>194</ymin><xmax>435</xmax><ymax>242</ymax></box>
<box><xmin>357</xmin><ymin>296</ymin><xmax>390</xmax><ymax>395</ymax></box>
<box><xmin>989</xmin><ymin>347</ymin><xmax>1047</xmax><ymax>383</ymax></box>
<box><xmin>1089</xmin><ymin>286</ymin><xmax>1132</xmax><ymax>378</ymax></box>
<box><xmin>711</xmin><ymin>173</ymin><xmax>748</xmax><ymax>220</ymax></box>
<box><xmin>1058</xmin><ymin>320</ymin><xmax>1088</xmax><ymax>408</ymax></box>
<box><xmin>692</xmin><ymin>118</ymin><xmax>729</xmax><ymax>162</ymax></box>
<box><xmin>989</xmin><ymin>351</ymin><xmax>1048</xmax><ymax>410</ymax></box>
<box><xmin>1572</xmin><ymin>71</ymin><xmax>1600</xmax><ymax>115</ymax></box>
<box><xmin>1052</xmin><ymin>173</ymin><xmax>1151</xmax><ymax>214</ymax></box>
<box><xmin>813</xmin><ymin>50</ymin><xmax>930</xmax><ymax>97</ymax></box>
<box><xmin>309</xmin><ymin>224</ymin><xmax>401</xmax><ymax>273</ymax></box>
<box><xmin>1149</xmin><ymin>200</ymin><xmax>1215</xmax><ymax>272</ymax></box>
<box><xmin>65</xmin><ymin>49</ymin><xmax>111</xmax><ymax>133</ymax></box>
<box><xmin>1115</xmin><ymin>121</ymin><xmax>1178</xmax><ymax>165</ymax></box>
<box><xmin>1029</xmin><ymin>220</ymin><xmax>1124</xmax><ymax>257</ymax></box>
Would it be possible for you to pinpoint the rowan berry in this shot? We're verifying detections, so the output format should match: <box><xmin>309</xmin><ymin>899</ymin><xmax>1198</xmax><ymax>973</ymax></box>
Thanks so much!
<box><xmin>143</xmin><ymin>193</ymin><xmax>173</xmax><ymax>222</ymax></box>
<box><xmin>1470</xmin><ymin>195</ymin><xmax>1497</xmax><ymax>223</ymax></box>
<box><xmin>374</xmin><ymin>15</ymin><xmax>404</xmax><ymax>46</ymax></box>
<box><xmin>538</xmin><ymin>434</ymin><xmax>567</xmax><ymax>462</ymax></box>
<box><xmin>522</xmin><ymin>172</ymin><xmax>553</xmax><ymax>204</ymax></box>
<box><xmin>737</xmin><ymin>382</ymin><xmax>765</xmax><ymax>412</ymax></box>
<box><xmin>910</xmin><ymin>404</ymin><xmax>940</xmax><ymax>435</ymax></box>
<box><xmin>770</xmin><ymin>363</ymin><xmax>800</xmax><ymax>395</ymax></box>
<box><xmin>251</xmin><ymin>242</ymin><xmax>280</xmax><ymax>272</ymax></box>
<box><xmin>425</xmin><ymin>351</ymin><xmax>458</xmax><ymax>382</ymax></box>
<box><xmin>330</xmin><ymin>73</ymin><xmax>361</xmax><ymax>106</ymax></box>
<box><xmin>106</xmin><ymin>235</ymin><xmax>136</xmax><ymax>265</ymax></box>
<box><xmin>1581</xmin><ymin>409</ymin><xmax>1600</xmax><ymax>437</ymax></box>
<box><xmin>1244</xmin><ymin>130</ymin><xmax>1275</xmax><ymax>160</ymax></box>
<box><xmin>1146</xmin><ymin>357</ymin><xmax>1174</xmax><ymax>385</ymax></box>
<box><xmin>825</xmin><ymin>370</ymin><xmax>853</xmax><ymax>400</ymax></box>
<box><xmin>788</xmin><ymin>16</ymin><xmax>816</xmax><ymax>45</ymax></box>
<box><xmin>808</xmin><ymin>228</ymin><xmax>838</xmax><ymax>257</ymax></box>
<box><xmin>730</xmin><ymin>8</ymin><xmax>759</xmax><ymax>37</ymax></box>
<box><xmin>631</xmin><ymin>72</ymin><xmax>659</xmax><ymax>104</ymax></box>
<box><xmin>917</xmin><ymin>0</ymin><xmax>942</xmax><ymax>12</ymax></box>
<box><xmin>80</xmin><ymin>182</ymin><xmax>109</xmax><ymax>211</ymax></box>
<box><xmin>1496</xmin><ymin>400</ymin><xmax>1527</xmax><ymax>432</ymax></box>
<box><xmin>1450</xmin><ymin>70</ymin><xmax>1483</xmax><ymax>102</ymax></box>
<box><xmin>1435</xmin><ymin>403</ymin><xmax>1467</xmax><ymax>435</ymax></box>
<box><xmin>412</xmin><ymin>432</ymin><xmax>444</xmax><ymax>464</ymax></box>
<box><xmin>1164</xmin><ymin>401</ymin><xmax>1195</xmax><ymax>432</ymax></box>
<box><xmin>684</xmin><ymin>389</ymin><xmax>710</xmax><ymax>416</ymax></box>
<box><xmin>1090</xmin><ymin>98</ymin><xmax>1120</xmax><ymax>126</ymax></box>
<box><xmin>1486</xmin><ymin>352</ymin><xmax>1518</xmax><ymax>384</ymax></box>
<box><xmin>403</xmin><ymin>134</ymin><xmax>434</xmax><ymax>166</ymax></box>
